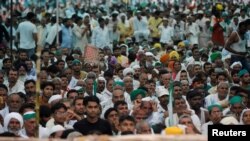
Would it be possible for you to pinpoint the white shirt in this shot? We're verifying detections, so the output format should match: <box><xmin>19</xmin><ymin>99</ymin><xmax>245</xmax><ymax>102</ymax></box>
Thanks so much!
<box><xmin>4</xmin><ymin>80</ymin><xmax>25</xmax><ymax>95</ymax></box>
<box><xmin>201</xmin><ymin>121</ymin><xmax>213</xmax><ymax>135</ymax></box>
<box><xmin>91</xmin><ymin>26</ymin><xmax>110</xmax><ymax>49</ymax></box>
<box><xmin>16</xmin><ymin>21</ymin><xmax>37</xmax><ymax>49</ymax></box>
<box><xmin>159</xmin><ymin>25</ymin><xmax>174</xmax><ymax>44</ymax></box>
<box><xmin>205</xmin><ymin>93</ymin><xmax>228</xmax><ymax>108</ymax></box>
<box><xmin>133</xmin><ymin>16</ymin><xmax>149</xmax><ymax>32</ymax></box>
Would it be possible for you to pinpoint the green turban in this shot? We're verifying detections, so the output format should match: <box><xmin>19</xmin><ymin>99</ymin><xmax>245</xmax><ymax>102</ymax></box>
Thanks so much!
<box><xmin>113</xmin><ymin>81</ymin><xmax>124</xmax><ymax>87</ymax></box>
<box><xmin>23</xmin><ymin>111</ymin><xmax>36</xmax><ymax>120</ymax></box>
<box><xmin>210</xmin><ymin>52</ymin><xmax>221</xmax><ymax>62</ymax></box>
<box><xmin>238</xmin><ymin>69</ymin><xmax>249</xmax><ymax>78</ymax></box>
<box><xmin>130</xmin><ymin>89</ymin><xmax>146</xmax><ymax>101</ymax></box>
<box><xmin>72</xmin><ymin>59</ymin><xmax>81</xmax><ymax>65</ymax></box>
<box><xmin>229</xmin><ymin>96</ymin><xmax>242</xmax><ymax>105</ymax></box>
<box><xmin>208</xmin><ymin>104</ymin><xmax>223</xmax><ymax>112</ymax></box>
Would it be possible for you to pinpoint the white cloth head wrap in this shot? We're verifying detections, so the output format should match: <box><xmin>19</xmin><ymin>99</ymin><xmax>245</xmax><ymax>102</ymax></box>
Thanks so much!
<box><xmin>4</xmin><ymin>112</ymin><xmax>23</xmax><ymax>132</ymax></box>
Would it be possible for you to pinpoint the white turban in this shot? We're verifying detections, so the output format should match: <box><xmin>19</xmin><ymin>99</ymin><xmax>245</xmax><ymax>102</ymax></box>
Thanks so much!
<box><xmin>48</xmin><ymin>95</ymin><xmax>62</xmax><ymax>104</ymax></box>
<box><xmin>132</xmin><ymin>65</ymin><xmax>140</xmax><ymax>70</ymax></box>
<box><xmin>49</xmin><ymin>125</ymin><xmax>65</xmax><ymax>135</ymax></box>
<box><xmin>220</xmin><ymin>116</ymin><xmax>239</xmax><ymax>125</ymax></box>
<box><xmin>4</xmin><ymin>112</ymin><xmax>23</xmax><ymax>132</ymax></box>
<box><xmin>230</xmin><ymin>61</ymin><xmax>242</xmax><ymax>69</ymax></box>
<box><xmin>123</xmin><ymin>68</ymin><xmax>134</xmax><ymax>77</ymax></box>
<box><xmin>82</xmin><ymin>13</ymin><xmax>90</xmax><ymax>19</ymax></box>
<box><xmin>240</xmin><ymin>109</ymin><xmax>250</xmax><ymax>125</ymax></box>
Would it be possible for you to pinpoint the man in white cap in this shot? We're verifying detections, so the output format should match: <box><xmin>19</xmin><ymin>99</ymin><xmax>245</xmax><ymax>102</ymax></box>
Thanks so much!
<box><xmin>48</xmin><ymin>95</ymin><xmax>63</xmax><ymax>107</ymax></box>
<box><xmin>156</xmin><ymin>87</ymin><xmax>169</xmax><ymax>123</ymax></box>
<box><xmin>4</xmin><ymin>112</ymin><xmax>23</xmax><ymax>135</ymax></box>
<box><xmin>49</xmin><ymin>125</ymin><xmax>65</xmax><ymax>138</ymax></box>
<box><xmin>19</xmin><ymin>111</ymin><xmax>37</xmax><ymax>138</ymax></box>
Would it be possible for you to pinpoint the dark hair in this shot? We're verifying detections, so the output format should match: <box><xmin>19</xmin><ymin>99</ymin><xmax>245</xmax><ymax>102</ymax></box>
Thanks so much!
<box><xmin>24</xmin><ymin>79</ymin><xmax>36</xmax><ymax>86</ymax></box>
<box><xmin>19</xmin><ymin>103</ymin><xmax>35</xmax><ymax>114</ymax></box>
<box><xmin>65</xmin><ymin>55</ymin><xmax>74</xmax><ymax>62</ymax></box>
<box><xmin>72</xmin><ymin>96</ymin><xmax>84</xmax><ymax>106</ymax></box>
<box><xmin>203</xmin><ymin>62</ymin><xmax>212</xmax><ymax>69</ymax></box>
<box><xmin>159</xmin><ymin>69</ymin><xmax>169</xmax><ymax>76</ymax></box>
<box><xmin>0</xmin><ymin>84</ymin><xmax>8</xmax><ymax>92</ymax></box>
<box><xmin>104</xmin><ymin>108</ymin><xmax>118</xmax><ymax>119</ymax></box>
<box><xmin>67</xmin><ymin>89</ymin><xmax>78</xmax><ymax>98</ymax></box>
<box><xmin>51</xmin><ymin>102</ymin><xmax>67</xmax><ymax>113</ymax></box>
<box><xmin>216</xmin><ymin>72</ymin><xmax>227</xmax><ymax>79</ymax></box>
<box><xmin>186</xmin><ymin>89</ymin><xmax>203</xmax><ymax>100</ymax></box>
<box><xmin>56</xmin><ymin>59</ymin><xmax>65</xmax><ymax>65</ymax></box>
<box><xmin>114</xmin><ymin>100</ymin><xmax>127</xmax><ymax>109</ymax></box>
<box><xmin>47</xmin><ymin>65</ymin><xmax>59</xmax><ymax>74</ymax></box>
<box><xmin>120</xmin><ymin>131</ymin><xmax>134</xmax><ymax>135</ymax></box>
<box><xmin>104</xmin><ymin>70</ymin><xmax>114</xmax><ymax>79</ymax></box>
<box><xmin>26</xmin><ymin>12</ymin><xmax>36</xmax><ymax>20</ymax></box>
<box><xmin>3</xmin><ymin>58</ymin><xmax>11</xmax><ymax>64</ymax></box>
<box><xmin>98</xmin><ymin>17</ymin><xmax>104</xmax><ymax>23</ymax></box>
<box><xmin>119</xmin><ymin>115</ymin><xmax>136</xmax><ymax>124</ymax></box>
<box><xmin>41</xmin><ymin>81</ymin><xmax>55</xmax><ymax>90</ymax></box>
<box><xmin>191</xmin><ymin>46</ymin><xmax>199</xmax><ymax>53</ymax></box>
<box><xmin>16</xmin><ymin>63</ymin><xmax>28</xmax><ymax>72</ymax></box>
<box><xmin>40</xmin><ymin>105</ymin><xmax>51</xmax><ymax>118</ymax></box>
<box><xmin>0</xmin><ymin>132</ymin><xmax>17</xmax><ymax>137</ymax></box>
<box><xmin>61</xmin><ymin>129</ymin><xmax>76</xmax><ymax>139</ymax></box>
<box><xmin>83</xmin><ymin>96</ymin><xmax>100</xmax><ymax>106</ymax></box>
<box><xmin>208</xmin><ymin>68</ymin><xmax>216</xmax><ymax>76</ymax></box>
<box><xmin>238</xmin><ymin>21</ymin><xmax>246</xmax><ymax>29</ymax></box>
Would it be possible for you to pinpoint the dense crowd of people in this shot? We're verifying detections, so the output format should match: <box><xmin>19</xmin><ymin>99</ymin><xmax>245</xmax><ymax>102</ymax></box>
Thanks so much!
<box><xmin>0</xmin><ymin>0</ymin><xmax>250</xmax><ymax>140</ymax></box>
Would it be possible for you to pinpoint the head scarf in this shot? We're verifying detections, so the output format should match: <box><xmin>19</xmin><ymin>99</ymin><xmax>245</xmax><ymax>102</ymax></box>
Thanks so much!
<box><xmin>4</xmin><ymin>112</ymin><xmax>23</xmax><ymax>132</ymax></box>
<box><xmin>239</xmin><ymin>109</ymin><xmax>250</xmax><ymax>125</ymax></box>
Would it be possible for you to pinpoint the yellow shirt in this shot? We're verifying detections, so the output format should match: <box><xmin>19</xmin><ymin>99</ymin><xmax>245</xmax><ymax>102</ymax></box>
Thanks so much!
<box><xmin>117</xmin><ymin>21</ymin><xmax>133</xmax><ymax>42</ymax></box>
<box><xmin>148</xmin><ymin>16</ymin><xmax>162</xmax><ymax>38</ymax></box>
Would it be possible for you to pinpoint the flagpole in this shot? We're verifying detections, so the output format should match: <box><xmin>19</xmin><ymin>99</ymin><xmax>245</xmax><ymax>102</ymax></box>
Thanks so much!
<box><xmin>56</xmin><ymin>0</ymin><xmax>59</xmax><ymax>48</ymax></box>
<box><xmin>168</xmin><ymin>76</ymin><xmax>174</xmax><ymax>126</ymax></box>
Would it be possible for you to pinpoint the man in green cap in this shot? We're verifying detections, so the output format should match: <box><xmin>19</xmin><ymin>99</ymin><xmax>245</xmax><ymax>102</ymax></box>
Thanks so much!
<box><xmin>201</xmin><ymin>104</ymin><xmax>223</xmax><ymax>135</ymax></box>
<box><xmin>72</xmin><ymin>59</ymin><xmax>87</xmax><ymax>80</ymax></box>
<box><xmin>228</xmin><ymin>96</ymin><xmax>244</xmax><ymax>121</ymax></box>
<box><xmin>19</xmin><ymin>111</ymin><xmax>37</xmax><ymax>137</ymax></box>
<box><xmin>238</xmin><ymin>69</ymin><xmax>250</xmax><ymax>90</ymax></box>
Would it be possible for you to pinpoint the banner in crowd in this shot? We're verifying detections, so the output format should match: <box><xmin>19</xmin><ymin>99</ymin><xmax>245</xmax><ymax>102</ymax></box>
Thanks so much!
<box><xmin>83</xmin><ymin>44</ymin><xmax>99</xmax><ymax>63</ymax></box>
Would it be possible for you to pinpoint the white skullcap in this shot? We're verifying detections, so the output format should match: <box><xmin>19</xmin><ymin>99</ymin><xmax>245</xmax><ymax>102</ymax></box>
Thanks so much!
<box><xmin>74</xmin><ymin>86</ymin><xmax>82</xmax><ymax>91</ymax></box>
<box><xmin>234</xmin><ymin>8</ymin><xmax>240</xmax><ymax>15</ymax></box>
<box><xmin>102</xmin><ymin>16</ymin><xmax>109</xmax><ymax>20</ymax></box>
<box><xmin>230</xmin><ymin>61</ymin><xmax>242</xmax><ymax>69</ymax></box>
<box><xmin>111</xmin><ymin>10</ymin><xmax>119</xmax><ymax>15</ymax></box>
<box><xmin>220</xmin><ymin>116</ymin><xmax>239</xmax><ymax>125</ymax></box>
<box><xmin>49</xmin><ymin>125</ymin><xmax>65</xmax><ymax>135</ymax></box>
<box><xmin>119</xmin><ymin>13</ymin><xmax>126</xmax><ymax>17</ymax></box>
<box><xmin>153</xmin><ymin>68</ymin><xmax>159</xmax><ymax>74</ymax></box>
<box><xmin>156</xmin><ymin>87</ymin><xmax>169</xmax><ymax>97</ymax></box>
<box><xmin>48</xmin><ymin>95</ymin><xmax>62</xmax><ymax>104</ymax></box>
<box><xmin>4</xmin><ymin>112</ymin><xmax>23</xmax><ymax>132</ymax></box>
<box><xmin>142</xmin><ymin>97</ymin><xmax>152</xmax><ymax>102</ymax></box>
<box><xmin>132</xmin><ymin>65</ymin><xmax>140</xmax><ymax>70</ymax></box>
<box><xmin>145</xmin><ymin>52</ymin><xmax>154</xmax><ymax>57</ymax></box>
<box><xmin>65</xmin><ymin>9</ymin><xmax>75</xmax><ymax>18</ymax></box>
<box><xmin>98</xmin><ymin>76</ymin><xmax>106</xmax><ymax>81</ymax></box>
<box><xmin>82</xmin><ymin>13</ymin><xmax>90</xmax><ymax>19</ymax></box>
<box><xmin>183</xmin><ymin>9</ymin><xmax>190</xmax><ymax>15</ymax></box>
<box><xmin>197</xmin><ymin>10</ymin><xmax>204</xmax><ymax>14</ymax></box>
<box><xmin>123</xmin><ymin>68</ymin><xmax>134</xmax><ymax>76</ymax></box>
<box><xmin>162</xmin><ymin>17</ymin><xmax>168</xmax><ymax>21</ymax></box>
